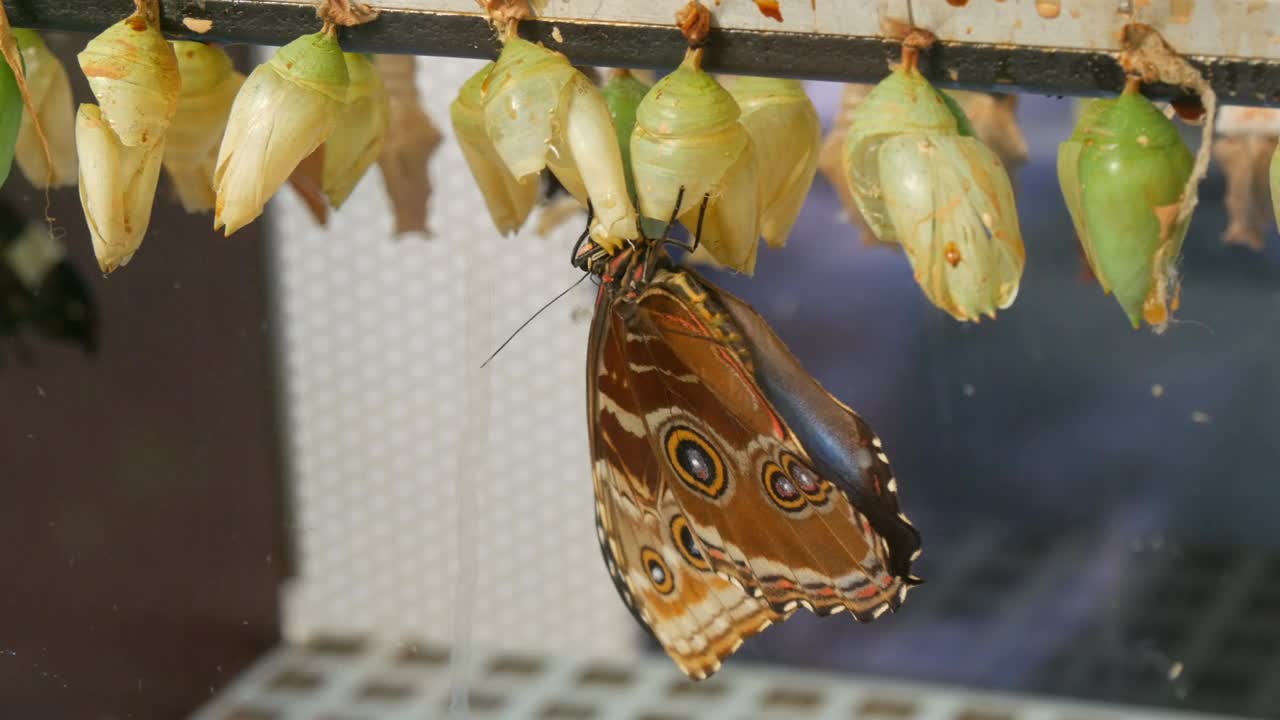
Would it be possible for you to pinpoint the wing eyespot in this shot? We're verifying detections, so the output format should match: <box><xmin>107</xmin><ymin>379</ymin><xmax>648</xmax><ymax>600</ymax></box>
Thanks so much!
<box><xmin>780</xmin><ymin>452</ymin><xmax>830</xmax><ymax>505</ymax></box>
<box><xmin>640</xmin><ymin>547</ymin><xmax>675</xmax><ymax>594</ymax></box>
<box><xmin>670</xmin><ymin>515</ymin><xmax>712</xmax><ymax>571</ymax></box>
<box><xmin>664</xmin><ymin>427</ymin><xmax>727</xmax><ymax>499</ymax></box>
<box><xmin>762</xmin><ymin>462</ymin><xmax>806</xmax><ymax>512</ymax></box>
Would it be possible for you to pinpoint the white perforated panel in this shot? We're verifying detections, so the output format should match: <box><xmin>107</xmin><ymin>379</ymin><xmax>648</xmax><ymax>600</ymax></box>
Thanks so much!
<box><xmin>194</xmin><ymin>636</ymin><xmax>1239</xmax><ymax>720</ymax></box>
<box><xmin>268</xmin><ymin>55</ymin><xmax>636</xmax><ymax>661</ymax></box>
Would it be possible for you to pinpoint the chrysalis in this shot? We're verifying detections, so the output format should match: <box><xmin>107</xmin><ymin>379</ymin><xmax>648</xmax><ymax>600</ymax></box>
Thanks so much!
<box><xmin>818</xmin><ymin>84</ymin><xmax>880</xmax><ymax>243</ymax></box>
<box><xmin>322</xmin><ymin>53</ymin><xmax>390</xmax><ymax>209</ymax></box>
<box><xmin>948</xmin><ymin>91</ymin><xmax>1028</xmax><ymax>182</ymax></box>
<box><xmin>843</xmin><ymin>43</ymin><xmax>1024</xmax><ymax>322</ymax></box>
<box><xmin>727</xmin><ymin>76</ymin><xmax>821</xmax><ymax>249</ymax></box>
<box><xmin>450</xmin><ymin>62</ymin><xmax>538</xmax><ymax>235</ymax></box>
<box><xmin>214</xmin><ymin>31</ymin><xmax>349</xmax><ymax>235</ymax></box>
<box><xmin>76</xmin><ymin>104</ymin><xmax>166</xmax><ymax>272</ymax></box>
<box><xmin>76</xmin><ymin>1</ymin><xmax>180</xmax><ymax>148</ymax></box>
<box><xmin>601</xmin><ymin>68</ymin><xmax>649</xmax><ymax>204</ymax></box>
<box><xmin>1058</xmin><ymin>80</ymin><xmax>1193</xmax><ymax>329</ymax></box>
<box><xmin>1213</xmin><ymin>106</ymin><xmax>1278</xmax><ymax>251</ymax></box>
<box><xmin>0</xmin><ymin>34</ymin><xmax>18</xmax><ymax>187</ymax></box>
<box><xmin>631</xmin><ymin>48</ymin><xmax>760</xmax><ymax>273</ymax></box>
<box><xmin>374</xmin><ymin>54</ymin><xmax>442</xmax><ymax>236</ymax></box>
<box><xmin>164</xmin><ymin>41</ymin><xmax>244</xmax><ymax>212</ymax></box>
<box><xmin>12</xmin><ymin>29</ymin><xmax>76</xmax><ymax>188</ymax></box>
<box><xmin>482</xmin><ymin>38</ymin><xmax>638</xmax><ymax>248</ymax></box>
<box><xmin>75</xmin><ymin>0</ymin><xmax>179</xmax><ymax>270</ymax></box>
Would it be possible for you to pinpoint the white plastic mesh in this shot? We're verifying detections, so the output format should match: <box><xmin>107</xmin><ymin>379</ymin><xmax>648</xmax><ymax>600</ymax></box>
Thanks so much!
<box><xmin>269</xmin><ymin>55</ymin><xmax>636</xmax><ymax>660</ymax></box>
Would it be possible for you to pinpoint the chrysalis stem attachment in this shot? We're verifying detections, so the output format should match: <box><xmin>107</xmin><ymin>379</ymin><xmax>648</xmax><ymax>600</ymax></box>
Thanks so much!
<box><xmin>1114</xmin><ymin>22</ymin><xmax>1216</xmax><ymax>330</ymax></box>
<box><xmin>316</xmin><ymin>0</ymin><xmax>380</xmax><ymax>28</ymax></box>
<box><xmin>676</xmin><ymin>1</ymin><xmax>711</xmax><ymax>48</ymax></box>
<box><xmin>133</xmin><ymin>0</ymin><xmax>159</xmax><ymax>26</ymax></box>
<box><xmin>899</xmin><ymin>29</ymin><xmax>935</xmax><ymax>73</ymax></box>
<box><xmin>477</xmin><ymin>0</ymin><xmax>532</xmax><ymax>33</ymax></box>
<box><xmin>684</xmin><ymin>47</ymin><xmax>704</xmax><ymax>72</ymax></box>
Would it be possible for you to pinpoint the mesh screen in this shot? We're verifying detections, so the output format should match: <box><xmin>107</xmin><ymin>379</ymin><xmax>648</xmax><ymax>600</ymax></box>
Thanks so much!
<box><xmin>269</xmin><ymin>56</ymin><xmax>636</xmax><ymax>660</ymax></box>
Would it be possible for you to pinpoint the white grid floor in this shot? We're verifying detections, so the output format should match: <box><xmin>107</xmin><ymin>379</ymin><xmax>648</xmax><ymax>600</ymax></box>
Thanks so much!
<box><xmin>194</xmin><ymin>636</ymin><xmax>1240</xmax><ymax>720</ymax></box>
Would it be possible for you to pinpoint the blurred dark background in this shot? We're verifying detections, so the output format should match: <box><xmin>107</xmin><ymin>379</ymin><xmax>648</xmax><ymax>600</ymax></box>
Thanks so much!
<box><xmin>700</xmin><ymin>86</ymin><xmax>1280</xmax><ymax>718</ymax></box>
<box><xmin>0</xmin><ymin>34</ymin><xmax>285</xmax><ymax>719</ymax></box>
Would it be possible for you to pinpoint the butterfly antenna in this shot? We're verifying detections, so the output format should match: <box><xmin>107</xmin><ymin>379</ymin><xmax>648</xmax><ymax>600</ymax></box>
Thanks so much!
<box><xmin>481</xmin><ymin>272</ymin><xmax>593</xmax><ymax>368</ymax></box>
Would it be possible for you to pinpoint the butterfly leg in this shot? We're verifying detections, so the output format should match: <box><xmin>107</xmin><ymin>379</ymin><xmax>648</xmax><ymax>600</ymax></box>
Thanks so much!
<box><xmin>660</xmin><ymin>186</ymin><xmax>686</xmax><ymax>242</ymax></box>
<box><xmin>570</xmin><ymin>200</ymin><xmax>596</xmax><ymax>269</ymax></box>
<box><xmin>690</xmin><ymin>193</ymin><xmax>710</xmax><ymax>254</ymax></box>
<box><xmin>641</xmin><ymin>187</ymin><xmax>688</xmax><ymax>284</ymax></box>
<box><xmin>659</xmin><ymin>192</ymin><xmax>711</xmax><ymax>255</ymax></box>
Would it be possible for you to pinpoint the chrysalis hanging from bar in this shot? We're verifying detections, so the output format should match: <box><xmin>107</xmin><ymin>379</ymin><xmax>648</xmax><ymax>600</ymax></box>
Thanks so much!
<box><xmin>482</xmin><ymin>37</ymin><xmax>638</xmax><ymax>248</ymax></box>
<box><xmin>0</xmin><ymin>30</ymin><xmax>19</xmax><ymax>187</ymax></box>
<box><xmin>323</xmin><ymin>52</ymin><xmax>390</xmax><ymax>209</ymax></box>
<box><xmin>842</xmin><ymin>31</ymin><xmax>1024</xmax><ymax>321</ymax></box>
<box><xmin>1058</xmin><ymin>78</ymin><xmax>1193</xmax><ymax>329</ymax></box>
<box><xmin>631</xmin><ymin>2</ymin><xmax>759</xmax><ymax>273</ymax></box>
<box><xmin>1213</xmin><ymin>106</ymin><xmax>1280</xmax><ymax>251</ymax></box>
<box><xmin>947</xmin><ymin>91</ymin><xmax>1028</xmax><ymax>183</ymax></box>
<box><xmin>214</xmin><ymin>30</ymin><xmax>349</xmax><ymax>235</ymax></box>
<box><xmin>601</xmin><ymin>68</ymin><xmax>649</xmax><ymax>205</ymax></box>
<box><xmin>450</xmin><ymin>61</ymin><xmax>539</xmax><ymax>235</ymax></box>
<box><xmin>12</xmin><ymin>29</ymin><xmax>76</xmax><ymax>188</ymax></box>
<box><xmin>165</xmin><ymin>41</ymin><xmax>244</xmax><ymax>213</ymax></box>
<box><xmin>75</xmin><ymin>0</ymin><xmax>179</xmax><ymax>271</ymax></box>
<box><xmin>726</xmin><ymin>76</ymin><xmax>821</xmax><ymax>249</ymax></box>
<box><xmin>818</xmin><ymin>84</ymin><xmax>883</xmax><ymax>244</ymax></box>
<box><xmin>374</xmin><ymin>54</ymin><xmax>442</xmax><ymax>236</ymax></box>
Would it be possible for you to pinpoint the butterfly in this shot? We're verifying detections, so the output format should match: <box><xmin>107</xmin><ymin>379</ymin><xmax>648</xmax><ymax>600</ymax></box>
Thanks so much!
<box><xmin>572</xmin><ymin>193</ymin><xmax>922</xmax><ymax>679</ymax></box>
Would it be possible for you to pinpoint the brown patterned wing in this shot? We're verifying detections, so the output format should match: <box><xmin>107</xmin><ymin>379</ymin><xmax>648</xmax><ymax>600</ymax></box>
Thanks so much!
<box><xmin>609</xmin><ymin>268</ymin><xmax>920</xmax><ymax>621</ymax></box>
<box><xmin>588</xmin><ymin>291</ymin><xmax>778</xmax><ymax>679</ymax></box>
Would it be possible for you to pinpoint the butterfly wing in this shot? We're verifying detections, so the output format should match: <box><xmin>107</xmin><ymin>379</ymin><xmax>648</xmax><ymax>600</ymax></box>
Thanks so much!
<box><xmin>586</xmin><ymin>267</ymin><xmax>920</xmax><ymax>676</ymax></box>
<box><xmin>588</xmin><ymin>291</ymin><xmax>778</xmax><ymax>679</ymax></box>
<box><xmin>704</xmin><ymin>274</ymin><xmax>922</xmax><ymax>580</ymax></box>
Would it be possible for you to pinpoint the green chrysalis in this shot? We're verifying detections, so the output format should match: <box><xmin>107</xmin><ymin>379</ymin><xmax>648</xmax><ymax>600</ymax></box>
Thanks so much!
<box><xmin>1058</xmin><ymin>83</ymin><xmax>1194</xmax><ymax>329</ymax></box>
<box><xmin>0</xmin><ymin>40</ymin><xmax>22</xmax><ymax>187</ymax></box>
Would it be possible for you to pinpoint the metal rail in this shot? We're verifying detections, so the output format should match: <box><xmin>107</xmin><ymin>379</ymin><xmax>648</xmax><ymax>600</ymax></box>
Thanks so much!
<box><xmin>4</xmin><ymin>0</ymin><xmax>1280</xmax><ymax>106</ymax></box>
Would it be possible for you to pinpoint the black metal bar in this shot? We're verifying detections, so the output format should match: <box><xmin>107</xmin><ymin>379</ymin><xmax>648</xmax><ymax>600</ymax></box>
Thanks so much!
<box><xmin>5</xmin><ymin>0</ymin><xmax>1280</xmax><ymax>106</ymax></box>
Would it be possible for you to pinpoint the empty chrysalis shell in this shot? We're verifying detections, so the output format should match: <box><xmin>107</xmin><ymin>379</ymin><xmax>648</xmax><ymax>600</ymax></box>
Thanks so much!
<box><xmin>323</xmin><ymin>53</ymin><xmax>391</xmax><ymax>208</ymax></box>
<box><xmin>374</xmin><ymin>54</ymin><xmax>442</xmax><ymax>236</ymax></box>
<box><xmin>843</xmin><ymin>66</ymin><xmax>1024</xmax><ymax>322</ymax></box>
<box><xmin>77</xmin><ymin>7</ymin><xmax>180</xmax><ymax>148</ymax></box>
<box><xmin>948</xmin><ymin>90</ymin><xmax>1028</xmax><ymax>180</ymax></box>
<box><xmin>451</xmin><ymin>61</ymin><xmax>539</xmax><ymax>235</ymax></box>
<box><xmin>482</xmin><ymin>38</ymin><xmax>638</xmax><ymax>249</ymax></box>
<box><xmin>632</xmin><ymin>50</ymin><xmax>760</xmax><ymax>273</ymax></box>
<box><xmin>213</xmin><ymin>31</ymin><xmax>349</xmax><ymax>236</ymax></box>
<box><xmin>76</xmin><ymin>103</ymin><xmax>166</xmax><ymax>272</ymax></box>
<box><xmin>1058</xmin><ymin>86</ymin><xmax>1193</xmax><ymax>329</ymax></box>
<box><xmin>165</xmin><ymin>41</ymin><xmax>245</xmax><ymax>212</ymax></box>
<box><xmin>818</xmin><ymin>84</ymin><xmax>884</xmax><ymax>245</ymax></box>
<box><xmin>727</xmin><ymin>76</ymin><xmax>821</xmax><ymax>248</ymax></box>
<box><xmin>1212</xmin><ymin>105</ymin><xmax>1280</xmax><ymax>251</ymax></box>
<box><xmin>601</xmin><ymin>69</ymin><xmax>650</xmax><ymax>204</ymax></box>
<box><xmin>12</xmin><ymin>29</ymin><xmax>77</xmax><ymax>188</ymax></box>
